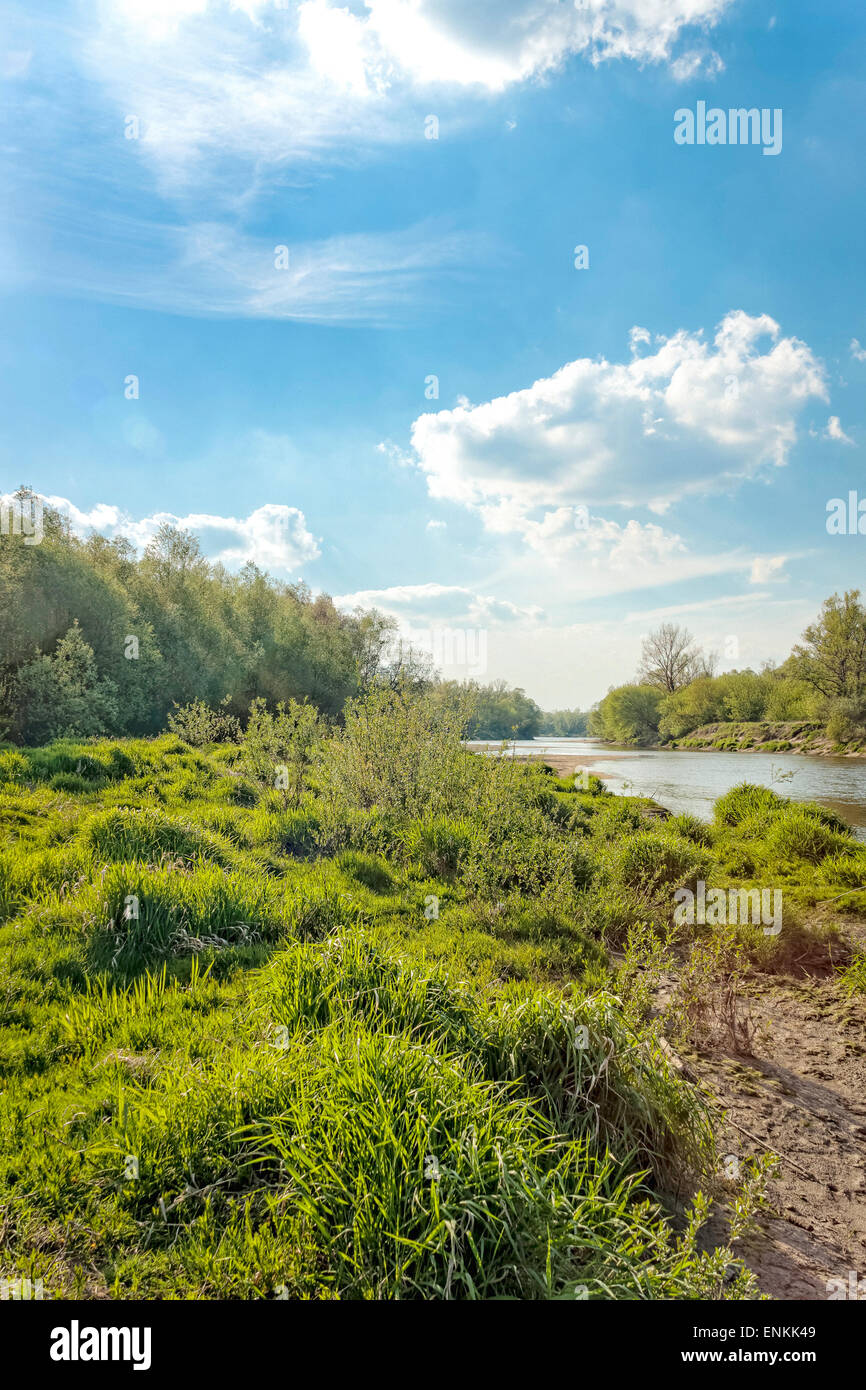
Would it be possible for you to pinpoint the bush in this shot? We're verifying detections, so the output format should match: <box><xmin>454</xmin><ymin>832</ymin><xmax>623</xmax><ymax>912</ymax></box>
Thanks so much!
<box><xmin>713</xmin><ymin>783</ymin><xmax>787</xmax><ymax>828</ymax></box>
<box><xmin>167</xmin><ymin>699</ymin><xmax>240</xmax><ymax>746</ymax></box>
<box><xmin>764</xmin><ymin>808</ymin><xmax>848</xmax><ymax>865</ymax></box>
<box><xmin>400</xmin><ymin>815</ymin><xmax>476</xmax><ymax>879</ymax></box>
<box><xmin>826</xmin><ymin>697</ymin><xmax>866</xmax><ymax>745</ymax></box>
<box><xmin>0</xmin><ymin>750</ymin><xmax>29</xmax><ymax>783</ymax></box>
<box><xmin>608</xmin><ymin>831</ymin><xmax>708</xmax><ymax>899</ymax></box>
<box><xmin>668</xmin><ymin>813</ymin><xmax>713</xmax><ymax>847</ymax></box>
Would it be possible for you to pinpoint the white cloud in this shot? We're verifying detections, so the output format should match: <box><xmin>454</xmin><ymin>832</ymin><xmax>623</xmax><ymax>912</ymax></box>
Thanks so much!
<box><xmin>850</xmin><ymin>338</ymin><xmax>866</xmax><ymax>362</ymax></box>
<box><xmin>354</xmin><ymin>0</ymin><xmax>731</xmax><ymax>90</ymax></box>
<box><xmin>482</xmin><ymin>506</ymin><xmax>787</xmax><ymax>602</ymax></box>
<box><xmin>669</xmin><ymin>48</ymin><xmax>724</xmax><ymax>81</ymax></box>
<box><xmin>825</xmin><ymin>415</ymin><xmax>854</xmax><ymax>445</ymax></box>
<box><xmin>426</xmin><ymin>519</ymin><xmax>447</xmax><ymax>530</ymax></box>
<box><xmin>79</xmin><ymin>0</ymin><xmax>734</xmax><ymax>193</ymax></box>
<box><xmin>44</xmin><ymin>495</ymin><xmax>320</xmax><ymax>572</ymax></box>
<box><xmin>334</xmin><ymin>581</ymin><xmax>542</xmax><ymax>625</ymax></box>
<box><xmin>27</xmin><ymin>214</ymin><xmax>479</xmax><ymax>323</ymax></box>
<box><xmin>409</xmin><ymin>311</ymin><xmax>828</xmax><ymax>514</ymax></box>
<box><xmin>749</xmin><ymin>553</ymin><xmax>788</xmax><ymax>583</ymax></box>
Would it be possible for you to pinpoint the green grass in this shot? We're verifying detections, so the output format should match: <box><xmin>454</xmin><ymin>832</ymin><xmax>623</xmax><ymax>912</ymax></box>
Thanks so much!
<box><xmin>1</xmin><ymin>722</ymin><xmax>863</xmax><ymax>1300</ymax></box>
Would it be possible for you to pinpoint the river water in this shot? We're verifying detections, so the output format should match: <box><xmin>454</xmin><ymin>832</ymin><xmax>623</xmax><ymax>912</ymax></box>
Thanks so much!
<box><xmin>469</xmin><ymin>737</ymin><xmax>866</xmax><ymax>839</ymax></box>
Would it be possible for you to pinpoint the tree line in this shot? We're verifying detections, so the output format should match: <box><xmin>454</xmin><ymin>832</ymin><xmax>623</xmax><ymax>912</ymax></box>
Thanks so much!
<box><xmin>0</xmin><ymin>490</ymin><xmax>588</xmax><ymax>747</ymax></box>
<box><xmin>588</xmin><ymin>593</ymin><xmax>866</xmax><ymax>746</ymax></box>
<box><xmin>0</xmin><ymin>491</ymin><xmax>398</xmax><ymax>744</ymax></box>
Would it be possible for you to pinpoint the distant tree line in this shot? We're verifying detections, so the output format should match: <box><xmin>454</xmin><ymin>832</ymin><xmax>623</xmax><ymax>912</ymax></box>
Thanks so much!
<box><xmin>588</xmin><ymin>592</ymin><xmax>866</xmax><ymax>746</ymax></box>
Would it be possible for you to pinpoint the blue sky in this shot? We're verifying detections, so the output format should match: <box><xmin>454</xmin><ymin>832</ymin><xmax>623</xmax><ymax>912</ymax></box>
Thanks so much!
<box><xmin>2</xmin><ymin>0</ymin><xmax>865</xmax><ymax>706</ymax></box>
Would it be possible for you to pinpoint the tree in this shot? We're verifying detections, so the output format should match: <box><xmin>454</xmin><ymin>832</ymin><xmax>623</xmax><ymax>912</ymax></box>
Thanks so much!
<box><xmin>12</xmin><ymin>622</ymin><xmax>119</xmax><ymax>744</ymax></box>
<box><xmin>637</xmin><ymin>623</ymin><xmax>713</xmax><ymax>692</ymax></box>
<box><xmin>589</xmin><ymin>684</ymin><xmax>664</xmax><ymax>745</ymax></box>
<box><xmin>791</xmin><ymin>591</ymin><xmax>866</xmax><ymax>700</ymax></box>
<box><xmin>658</xmin><ymin>677</ymin><xmax>726</xmax><ymax>739</ymax></box>
<box><xmin>538</xmin><ymin>708</ymin><xmax>588</xmax><ymax>736</ymax></box>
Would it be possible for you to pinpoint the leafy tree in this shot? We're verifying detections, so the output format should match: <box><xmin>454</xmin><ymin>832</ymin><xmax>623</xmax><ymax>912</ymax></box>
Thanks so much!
<box><xmin>589</xmin><ymin>684</ymin><xmax>664</xmax><ymax>745</ymax></box>
<box><xmin>466</xmin><ymin>680</ymin><xmax>542</xmax><ymax>739</ymax></box>
<box><xmin>0</xmin><ymin>494</ymin><xmax>399</xmax><ymax>744</ymax></box>
<box><xmin>658</xmin><ymin>677</ymin><xmax>726</xmax><ymax>739</ymax></box>
<box><xmin>12</xmin><ymin>622</ymin><xmax>119</xmax><ymax>743</ymax></box>
<box><xmin>791</xmin><ymin>591</ymin><xmax>866</xmax><ymax>700</ymax></box>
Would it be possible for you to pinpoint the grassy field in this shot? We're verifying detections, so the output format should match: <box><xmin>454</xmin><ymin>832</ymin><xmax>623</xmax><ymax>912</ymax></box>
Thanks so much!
<box><xmin>1</xmin><ymin>689</ymin><xmax>864</xmax><ymax>1300</ymax></box>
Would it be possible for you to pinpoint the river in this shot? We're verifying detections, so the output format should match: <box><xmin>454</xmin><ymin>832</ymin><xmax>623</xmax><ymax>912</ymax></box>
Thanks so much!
<box><xmin>469</xmin><ymin>737</ymin><xmax>866</xmax><ymax>839</ymax></box>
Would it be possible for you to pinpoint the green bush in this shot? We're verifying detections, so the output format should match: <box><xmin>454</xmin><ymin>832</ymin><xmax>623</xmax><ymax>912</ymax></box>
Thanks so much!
<box><xmin>607</xmin><ymin>831</ymin><xmax>708</xmax><ymax>899</ymax></box>
<box><xmin>400</xmin><ymin>815</ymin><xmax>476</xmax><ymax>879</ymax></box>
<box><xmin>713</xmin><ymin>783</ymin><xmax>787</xmax><ymax>828</ymax></box>
<box><xmin>0</xmin><ymin>750</ymin><xmax>29</xmax><ymax>783</ymax></box>
<box><xmin>764</xmin><ymin>808</ymin><xmax>848</xmax><ymax>865</ymax></box>
<box><xmin>167</xmin><ymin>699</ymin><xmax>241</xmax><ymax>746</ymax></box>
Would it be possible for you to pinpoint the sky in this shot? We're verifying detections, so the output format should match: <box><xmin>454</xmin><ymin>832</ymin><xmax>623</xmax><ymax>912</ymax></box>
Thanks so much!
<box><xmin>1</xmin><ymin>0</ymin><xmax>865</xmax><ymax>708</ymax></box>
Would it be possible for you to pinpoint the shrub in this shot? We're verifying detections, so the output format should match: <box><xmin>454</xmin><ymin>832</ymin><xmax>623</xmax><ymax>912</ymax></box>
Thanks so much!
<box><xmin>826</xmin><ymin>697</ymin><xmax>866</xmax><ymax>745</ymax></box>
<box><xmin>241</xmin><ymin>698</ymin><xmax>324</xmax><ymax>806</ymax></box>
<box><xmin>167</xmin><ymin>699</ymin><xmax>241</xmax><ymax>746</ymax></box>
<box><xmin>607</xmin><ymin>831</ymin><xmax>708</xmax><ymax>899</ymax></box>
<box><xmin>713</xmin><ymin>783</ymin><xmax>787</xmax><ymax>828</ymax></box>
<box><xmin>764</xmin><ymin>808</ymin><xmax>848</xmax><ymax>865</ymax></box>
<box><xmin>0</xmin><ymin>750</ymin><xmax>29</xmax><ymax>783</ymax></box>
<box><xmin>668</xmin><ymin>813</ymin><xmax>713</xmax><ymax>846</ymax></box>
<box><xmin>400</xmin><ymin>815</ymin><xmax>476</xmax><ymax>879</ymax></box>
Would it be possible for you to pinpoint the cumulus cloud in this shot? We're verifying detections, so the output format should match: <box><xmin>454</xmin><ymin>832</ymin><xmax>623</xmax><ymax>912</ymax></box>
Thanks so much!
<box><xmin>850</xmin><ymin>338</ymin><xmax>866</xmax><ymax>362</ymax></box>
<box><xmin>44</xmin><ymin>495</ymin><xmax>320</xmax><ymax>572</ymax></box>
<box><xmin>408</xmin><ymin>311</ymin><xmax>828</xmax><ymax>515</ymax></box>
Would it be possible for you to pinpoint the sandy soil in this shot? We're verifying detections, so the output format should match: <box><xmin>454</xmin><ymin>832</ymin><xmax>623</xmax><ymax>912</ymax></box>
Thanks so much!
<box><xmin>690</xmin><ymin>962</ymin><xmax>866</xmax><ymax>1300</ymax></box>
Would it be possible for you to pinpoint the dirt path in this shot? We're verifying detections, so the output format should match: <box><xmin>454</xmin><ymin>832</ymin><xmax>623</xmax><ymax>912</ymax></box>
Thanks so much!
<box><xmin>688</xmin><ymin>964</ymin><xmax>866</xmax><ymax>1299</ymax></box>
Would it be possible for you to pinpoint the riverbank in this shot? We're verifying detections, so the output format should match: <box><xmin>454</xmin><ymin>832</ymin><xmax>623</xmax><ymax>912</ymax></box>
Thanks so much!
<box><xmin>471</xmin><ymin>736</ymin><xmax>866</xmax><ymax>836</ymax></box>
<box><xmin>664</xmin><ymin>721</ymin><xmax>866</xmax><ymax>758</ymax></box>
